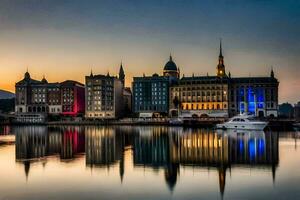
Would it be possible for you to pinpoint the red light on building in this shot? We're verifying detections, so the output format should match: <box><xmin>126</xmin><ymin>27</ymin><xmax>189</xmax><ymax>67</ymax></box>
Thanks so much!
<box><xmin>60</xmin><ymin>80</ymin><xmax>85</xmax><ymax>116</ymax></box>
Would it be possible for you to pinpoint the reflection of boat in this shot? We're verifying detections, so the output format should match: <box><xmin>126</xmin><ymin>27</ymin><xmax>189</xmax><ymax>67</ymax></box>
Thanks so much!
<box><xmin>216</xmin><ymin>113</ymin><xmax>268</xmax><ymax>130</ymax></box>
<box><xmin>217</xmin><ymin>129</ymin><xmax>265</xmax><ymax>138</ymax></box>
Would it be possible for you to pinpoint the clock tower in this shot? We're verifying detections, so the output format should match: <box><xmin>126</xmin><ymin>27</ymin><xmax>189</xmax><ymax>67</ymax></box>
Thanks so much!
<box><xmin>217</xmin><ymin>39</ymin><xmax>226</xmax><ymax>77</ymax></box>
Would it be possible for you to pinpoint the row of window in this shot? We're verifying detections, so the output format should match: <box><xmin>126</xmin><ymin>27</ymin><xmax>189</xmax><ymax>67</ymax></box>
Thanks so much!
<box><xmin>182</xmin><ymin>103</ymin><xmax>227</xmax><ymax>110</ymax></box>
<box><xmin>87</xmin><ymin>106</ymin><xmax>114</xmax><ymax>111</ymax></box>
<box><xmin>172</xmin><ymin>86</ymin><xmax>227</xmax><ymax>91</ymax></box>
<box><xmin>134</xmin><ymin>105</ymin><xmax>167</xmax><ymax>111</ymax></box>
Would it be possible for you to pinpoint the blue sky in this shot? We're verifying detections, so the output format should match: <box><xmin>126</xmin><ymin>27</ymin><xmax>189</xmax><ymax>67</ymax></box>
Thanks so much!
<box><xmin>0</xmin><ymin>0</ymin><xmax>299</xmax><ymax>103</ymax></box>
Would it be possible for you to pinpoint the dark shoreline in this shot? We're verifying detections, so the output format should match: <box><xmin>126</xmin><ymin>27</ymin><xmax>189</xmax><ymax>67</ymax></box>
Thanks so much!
<box><xmin>1</xmin><ymin>118</ymin><xmax>297</xmax><ymax>131</ymax></box>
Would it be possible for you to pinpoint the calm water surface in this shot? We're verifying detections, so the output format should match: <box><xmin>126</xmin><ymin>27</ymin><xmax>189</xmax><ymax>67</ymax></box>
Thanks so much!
<box><xmin>0</xmin><ymin>125</ymin><xmax>299</xmax><ymax>200</ymax></box>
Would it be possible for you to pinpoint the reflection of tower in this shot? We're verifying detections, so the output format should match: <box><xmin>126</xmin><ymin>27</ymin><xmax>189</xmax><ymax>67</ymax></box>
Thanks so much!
<box><xmin>116</xmin><ymin>127</ymin><xmax>126</xmax><ymax>183</ymax></box>
<box><xmin>218</xmin><ymin>167</ymin><xmax>226</xmax><ymax>198</ymax></box>
<box><xmin>24</xmin><ymin>160</ymin><xmax>30</xmax><ymax>181</ymax></box>
<box><xmin>270</xmin><ymin>132</ymin><xmax>279</xmax><ymax>184</ymax></box>
<box><xmin>164</xmin><ymin>163</ymin><xmax>179</xmax><ymax>192</ymax></box>
<box><xmin>119</xmin><ymin>153</ymin><xmax>124</xmax><ymax>182</ymax></box>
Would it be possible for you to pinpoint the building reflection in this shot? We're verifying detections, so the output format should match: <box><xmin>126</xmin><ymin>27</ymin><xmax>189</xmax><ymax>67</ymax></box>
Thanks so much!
<box><xmin>14</xmin><ymin>126</ymin><xmax>85</xmax><ymax>179</ymax></box>
<box><xmin>14</xmin><ymin>126</ymin><xmax>279</xmax><ymax>196</ymax></box>
<box><xmin>0</xmin><ymin>125</ymin><xmax>11</xmax><ymax>135</ymax></box>
<box><xmin>132</xmin><ymin>127</ymin><xmax>279</xmax><ymax>194</ymax></box>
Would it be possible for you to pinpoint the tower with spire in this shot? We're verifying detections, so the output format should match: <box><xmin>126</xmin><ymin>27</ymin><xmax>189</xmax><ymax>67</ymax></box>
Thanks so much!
<box><xmin>119</xmin><ymin>62</ymin><xmax>125</xmax><ymax>86</ymax></box>
<box><xmin>217</xmin><ymin>39</ymin><xmax>226</xmax><ymax>77</ymax></box>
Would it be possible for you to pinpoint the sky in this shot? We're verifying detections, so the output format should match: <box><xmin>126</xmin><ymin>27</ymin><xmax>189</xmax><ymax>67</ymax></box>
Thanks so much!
<box><xmin>0</xmin><ymin>0</ymin><xmax>299</xmax><ymax>103</ymax></box>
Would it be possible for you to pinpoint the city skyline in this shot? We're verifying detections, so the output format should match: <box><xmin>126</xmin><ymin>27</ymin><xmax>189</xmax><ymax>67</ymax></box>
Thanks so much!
<box><xmin>0</xmin><ymin>0</ymin><xmax>299</xmax><ymax>104</ymax></box>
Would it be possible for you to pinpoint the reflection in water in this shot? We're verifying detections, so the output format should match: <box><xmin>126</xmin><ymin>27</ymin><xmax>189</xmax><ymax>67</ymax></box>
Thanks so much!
<box><xmin>14</xmin><ymin>126</ymin><xmax>279</xmax><ymax>196</ymax></box>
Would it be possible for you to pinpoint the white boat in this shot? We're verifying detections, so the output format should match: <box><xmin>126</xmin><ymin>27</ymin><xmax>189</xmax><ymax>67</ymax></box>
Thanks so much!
<box><xmin>216</xmin><ymin>113</ymin><xmax>268</xmax><ymax>130</ymax></box>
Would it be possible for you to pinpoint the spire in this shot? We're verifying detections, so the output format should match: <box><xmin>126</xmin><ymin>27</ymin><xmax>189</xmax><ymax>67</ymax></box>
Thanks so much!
<box><xmin>217</xmin><ymin>38</ymin><xmax>226</xmax><ymax>77</ymax></box>
<box><xmin>119</xmin><ymin>61</ymin><xmax>125</xmax><ymax>86</ymax></box>
<box><xmin>219</xmin><ymin>38</ymin><xmax>223</xmax><ymax>57</ymax></box>
<box><xmin>24</xmin><ymin>67</ymin><xmax>30</xmax><ymax>80</ymax></box>
<box><xmin>271</xmin><ymin>66</ymin><xmax>274</xmax><ymax>78</ymax></box>
<box><xmin>228</xmin><ymin>71</ymin><xmax>231</xmax><ymax>78</ymax></box>
<box><xmin>169</xmin><ymin>53</ymin><xmax>173</xmax><ymax>61</ymax></box>
<box><xmin>90</xmin><ymin>68</ymin><xmax>93</xmax><ymax>77</ymax></box>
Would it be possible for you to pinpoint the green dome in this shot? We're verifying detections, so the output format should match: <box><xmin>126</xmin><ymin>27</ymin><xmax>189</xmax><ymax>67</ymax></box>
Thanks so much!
<box><xmin>164</xmin><ymin>55</ymin><xmax>178</xmax><ymax>71</ymax></box>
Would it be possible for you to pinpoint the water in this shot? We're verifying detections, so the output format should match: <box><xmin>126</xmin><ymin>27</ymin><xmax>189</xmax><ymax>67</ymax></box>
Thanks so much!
<box><xmin>0</xmin><ymin>125</ymin><xmax>299</xmax><ymax>200</ymax></box>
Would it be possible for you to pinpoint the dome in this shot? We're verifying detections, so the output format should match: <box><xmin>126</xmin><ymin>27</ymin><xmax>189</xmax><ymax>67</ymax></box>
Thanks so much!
<box><xmin>41</xmin><ymin>76</ymin><xmax>48</xmax><ymax>84</ymax></box>
<box><xmin>164</xmin><ymin>55</ymin><xmax>178</xmax><ymax>71</ymax></box>
<box><xmin>24</xmin><ymin>71</ymin><xmax>31</xmax><ymax>80</ymax></box>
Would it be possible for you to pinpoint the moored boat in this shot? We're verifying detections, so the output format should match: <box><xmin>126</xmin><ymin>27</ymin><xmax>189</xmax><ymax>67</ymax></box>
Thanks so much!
<box><xmin>216</xmin><ymin>113</ymin><xmax>268</xmax><ymax>130</ymax></box>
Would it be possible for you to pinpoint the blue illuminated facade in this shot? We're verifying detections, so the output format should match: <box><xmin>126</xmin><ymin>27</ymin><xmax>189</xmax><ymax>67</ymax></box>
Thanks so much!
<box><xmin>229</xmin><ymin>75</ymin><xmax>279</xmax><ymax>117</ymax></box>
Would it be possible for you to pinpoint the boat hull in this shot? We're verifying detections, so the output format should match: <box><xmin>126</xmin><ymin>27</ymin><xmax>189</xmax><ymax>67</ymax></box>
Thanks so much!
<box><xmin>216</xmin><ymin>122</ymin><xmax>267</xmax><ymax>130</ymax></box>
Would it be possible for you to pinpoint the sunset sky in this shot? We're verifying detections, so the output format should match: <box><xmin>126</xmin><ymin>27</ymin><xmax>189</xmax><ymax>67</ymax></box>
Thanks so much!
<box><xmin>0</xmin><ymin>0</ymin><xmax>299</xmax><ymax>103</ymax></box>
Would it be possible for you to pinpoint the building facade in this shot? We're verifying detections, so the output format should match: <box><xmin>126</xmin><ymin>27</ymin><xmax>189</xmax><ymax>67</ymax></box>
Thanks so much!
<box><xmin>15</xmin><ymin>72</ymin><xmax>85</xmax><ymax>122</ymax></box>
<box><xmin>133</xmin><ymin>74</ymin><xmax>170</xmax><ymax>115</ymax></box>
<box><xmin>169</xmin><ymin>76</ymin><xmax>229</xmax><ymax>117</ymax></box>
<box><xmin>60</xmin><ymin>80</ymin><xmax>85</xmax><ymax>116</ymax></box>
<box><xmin>47</xmin><ymin>83</ymin><xmax>62</xmax><ymax>114</ymax></box>
<box><xmin>229</xmin><ymin>75</ymin><xmax>279</xmax><ymax>117</ymax></box>
<box><xmin>85</xmin><ymin>73</ymin><xmax>123</xmax><ymax>119</ymax></box>
<box><xmin>169</xmin><ymin>41</ymin><xmax>279</xmax><ymax>118</ymax></box>
<box><xmin>132</xmin><ymin>56</ymin><xmax>179</xmax><ymax>116</ymax></box>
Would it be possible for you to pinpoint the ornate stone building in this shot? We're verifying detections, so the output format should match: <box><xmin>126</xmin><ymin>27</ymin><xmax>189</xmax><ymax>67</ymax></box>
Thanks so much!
<box><xmin>15</xmin><ymin>71</ymin><xmax>85</xmax><ymax>123</ymax></box>
<box><xmin>169</xmin><ymin>76</ymin><xmax>229</xmax><ymax>117</ymax></box>
<box><xmin>169</xmin><ymin>41</ymin><xmax>279</xmax><ymax>117</ymax></box>
<box><xmin>132</xmin><ymin>55</ymin><xmax>180</xmax><ymax>115</ymax></box>
<box><xmin>85</xmin><ymin>70</ymin><xmax>124</xmax><ymax>119</ymax></box>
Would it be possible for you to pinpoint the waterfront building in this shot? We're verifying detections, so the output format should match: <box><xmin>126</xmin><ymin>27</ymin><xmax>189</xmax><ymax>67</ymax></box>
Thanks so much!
<box><xmin>169</xmin><ymin>76</ymin><xmax>229</xmax><ymax>117</ymax></box>
<box><xmin>229</xmin><ymin>71</ymin><xmax>279</xmax><ymax>117</ymax></box>
<box><xmin>133</xmin><ymin>74</ymin><xmax>170</xmax><ymax>115</ymax></box>
<box><xmin>47</xmin><ymin>82</ymin><xmax>62</xmax><ymax>114</ymax></box>
<box><xmin>85</xmin><ymin>72</ymin><xmax>123</xmax><ymax>119</ymax></box>
<box><xmin>15</xmin><ymin>71</ymin><xmax>85</xmax><ymax>122</ymax></box>
<box><xmin>169</xmin><ymin>41</ymin><xmax>279</xmax><ymax>117</ymax></box>
<box><xmin>60</xmin><ymin>80</ymin><xmax>85</xmax><ymax>116</ymax></box>
<box><xmin>132</xmin><ymin>56</ymin><xmax>179</xmax><ymax>116</ymax></box>
<box><xmin>169</xmin><ymin>42</ymin><xmax>229</xmax><ymax>117</ymax></box>
<box><xmin>15</xmin><ymin>72</ymin><xmax>52</xmax><ymax>122</ymax></box>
